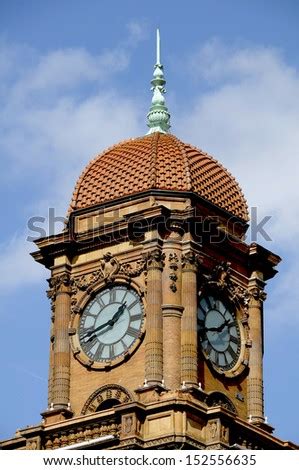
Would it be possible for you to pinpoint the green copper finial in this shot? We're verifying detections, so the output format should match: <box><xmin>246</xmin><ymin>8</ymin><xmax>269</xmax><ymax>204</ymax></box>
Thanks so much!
<box><xmin>146</xmin><ymin>29</ymin><xmax>171</xmax><ymax>134</ymax></box>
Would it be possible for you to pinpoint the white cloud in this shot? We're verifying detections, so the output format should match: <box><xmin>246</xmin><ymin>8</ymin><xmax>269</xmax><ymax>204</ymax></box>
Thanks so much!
<box><xmin>0</xmin><ymin>31</ymin><xmax>145</xmax><ymax>291</ymax></box>
<box><xmin>178</xmin><ymin>40</ymin><xmax>299</xmax><ymax>244</ymax></box>
<box><xmin>177</xmin><ymin>41</ymin><xmax>299</xmax><ymax>324</ymax></box>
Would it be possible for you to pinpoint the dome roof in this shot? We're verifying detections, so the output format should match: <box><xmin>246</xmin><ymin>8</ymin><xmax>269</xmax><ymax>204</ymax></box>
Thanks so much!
<box><xmin>70</xmin><ymin>132</ymin><xmax>249</xmax><ymax>221</ymax></box>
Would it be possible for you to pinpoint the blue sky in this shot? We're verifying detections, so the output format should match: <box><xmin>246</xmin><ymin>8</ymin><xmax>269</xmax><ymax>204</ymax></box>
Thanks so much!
<box><xmin>0</xmin><ymin>0</ymin><xmax>299</xmax><ymax>444</ymax></box>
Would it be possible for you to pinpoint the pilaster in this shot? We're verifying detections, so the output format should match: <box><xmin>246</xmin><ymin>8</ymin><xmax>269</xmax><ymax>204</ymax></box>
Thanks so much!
<box><xmin>181</xmin><ymin>250</ymin><xmax>199</xmax><ymax>387</ymax></box>
<box><xmin>144</xmin><ymin>249</ymin><xmax>164</xmax><ymax>385</ymax></box>
<box><xmin>162</xmin><ymin>227</ymin><xmax>183</xmax><ymax>389</ymax></box>
<box><xmin>247</xmin><ymin>275</ymin><xmax>266</xmax><ymax>424</ymax></box>
<box><xmin>47</xmin><ymin>271</ymin><xmax>72</xmax><ymax>420</ymax></box>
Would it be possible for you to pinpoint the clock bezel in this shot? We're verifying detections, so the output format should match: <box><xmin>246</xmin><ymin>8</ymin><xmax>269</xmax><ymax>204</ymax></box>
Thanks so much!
<box><xmin>70</xmin><ymin>278</ymin><xmax>146</xmax><ymax>370</ymax></box>
<box><xmin>198</xmin><ymin>291</ymin><xmax>248</xmax><ymax>378</ymax></box>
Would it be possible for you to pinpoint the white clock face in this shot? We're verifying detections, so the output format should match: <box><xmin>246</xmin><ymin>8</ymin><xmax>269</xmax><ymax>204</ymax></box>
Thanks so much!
<box><xmin>198</xmin><ymin>295</ymin><xmax>241</xmax><ymax>371</ymax></box>
<box><xmin>78</xmin><ymin>285</ymin><xmax>144</xmax><ymax>363</ymax></box>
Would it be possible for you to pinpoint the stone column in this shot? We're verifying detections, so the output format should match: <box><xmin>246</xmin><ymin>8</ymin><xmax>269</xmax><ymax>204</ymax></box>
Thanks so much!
<box><xmin>144</xmin><ymin>250</ymin><xmax>164</xmax><ymax>385</ymax></box>
<box><xmin>247</xmin><ymin>276</ymin><xmax>266</xmax><ymax>424</ymax></box>
<box><xmin>162</xmin><ymin>230</ymin><xmax>183</xmax><ymax>390</ymax></box>
<box><xmin>51</xmin><ymin>273</ymin><xmax>71</xmax><ymax>409</ymax></box>
<box><xmin>181</xmin><ymin>251</ymin><xmax>198</xmax><ymax>387</ymax></box>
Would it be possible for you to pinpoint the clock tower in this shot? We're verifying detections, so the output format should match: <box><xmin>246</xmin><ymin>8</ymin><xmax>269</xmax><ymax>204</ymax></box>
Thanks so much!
<box><xmin>1</xmin><ymin>31</ymin><xmax>297</xmax><ymax>451</ymax></box>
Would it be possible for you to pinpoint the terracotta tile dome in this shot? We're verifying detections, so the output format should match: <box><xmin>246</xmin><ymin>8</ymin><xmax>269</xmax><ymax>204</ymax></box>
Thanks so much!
<box><xmin>70</xmin><ymin>132</ymin><xmax>249</xmax><ymax>221</ymax></box>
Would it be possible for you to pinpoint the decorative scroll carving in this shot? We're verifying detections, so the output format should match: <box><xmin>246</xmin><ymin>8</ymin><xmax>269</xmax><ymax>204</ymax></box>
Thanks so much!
<box><xmin>201</xmin><ymin>262</ymin><xmax>267</xmax><ymax>310</ymax></box>
<box><xmin>70</xmin><ymin>252</ymin><xmax>120</xmax><ymax>312</ymax></box>
<box><xmin>119</xmin><ymin>258</ymin><xmax>146</xmax><ymax>278</ymax></box>
<box><xmin>71</xmin><ymin>252</ymin><xmax>120</xmax><ymax>294</ymax></box>
<box><xmin>70</xmin><ymin>254</ymin><xmax>147</xmax><ymax>313</ymax></box>
<box><xmin>81</xmin><ymin>384</ymin><xmax>133</xmax><ymax>415</ymax></box>
<box><xmin>168</xmin><ymin>252</ymin><xmax>179</xmax><ymax>292</ymax></box>
<box><xmin>200</xmin><ymin>261</ymin><xmax>249</xmax><ymax>311</ymax></box>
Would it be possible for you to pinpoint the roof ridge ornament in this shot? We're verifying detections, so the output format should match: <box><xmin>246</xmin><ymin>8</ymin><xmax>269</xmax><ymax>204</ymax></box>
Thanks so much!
<box><xmin>146</xmin><ymin>29</ymin><xmax>171</xmax><ymax>134</ymax></box>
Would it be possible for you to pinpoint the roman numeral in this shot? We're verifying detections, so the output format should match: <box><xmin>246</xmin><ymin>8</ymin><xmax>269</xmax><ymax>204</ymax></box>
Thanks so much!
<box><xmin>127</xmin><ymin>298</ymin><xmax>139</xmax><ymax>310</ymax></box>
<box><xmin>109</xmin><ymin>344</ymin><xmax>115</xmax><ymax>358</ymax></box>
<box><xmin>224</xmin><ymin>349</ymin><xmax>233</xmax><ymax>364</ymax></box>
<box><xmin>227</xmin><ymin>345</ymin><xmax>237</xmax><ymax>359</ymax></box>
<box><xmin>97</xmin><ymin>296</ymin><xmax>106</xmax><ymax>308</ymax></box>
<box><xmin>83</xmin><ymin>336</ymin><xmax>98</xmax><ymax>353</ymax></box>
<box><xmin>79</xmin><ymin>326</ymin><xmax>93</xmax><ymax>341</ymax></box>
<box><xmin>93</xmin><ymin>343</ymin><xmax>105</xmax><ymax>360</ymax></box>
<box><xmin>199</xmin><ymin>299</ymin><xmax>208</xmax><ymax>313</ymax></box>
<box><xmin>205</xmin><ymin>343</ymin><xmax>212</xmax><ymax>357</ymax></box>
<box><xmin>110</xmin><ymin>289</ymin><xmax>116</xmax><ymax>302</ymax></box>
<box><xmin>130</xmin><ymin>313</ymin><xmax>142</xmax><ymax>322</ymax></box>
<box><xmin>230</xmin><ymin>335</ymin><xmax>239</xmax><ymax>344</ymax></box>
<box><xmin>222</xmin><ymin>353</ymin><xmax>228</xmax><ymax>365</ymax></box>
<box><xmin>127</xmin><ymin>326</ymin><xmax>139</xmax><ymax>339</ymax></box>
<box><xmin>213</xmin><ymin>351</ymin><xmax>219</xmax><ymax>364</ymax></box>
<box><xmin>206</xmin><ymin>297</ymin><xmax>214</xmax><ymax>310</ymax></box>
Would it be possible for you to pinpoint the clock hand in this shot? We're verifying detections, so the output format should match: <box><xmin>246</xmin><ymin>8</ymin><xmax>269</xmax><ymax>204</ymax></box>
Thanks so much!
<box><xmin>82</xmin><ymin>303</ymin><xmax>128</xmax><ymax>341</ymax></box>
<box><xmin>203</xmin><ymin>319</ymin><xmax>230</xmax><ymax>333</ymax></box>
<box><xmin>81</xmin><ymin>320</ymin><xmax>111</xmax><ymax>341</ymax></box>
<box><xmin>110</xmin><ymin>302</ymin><xmax>127</xmax><ymax>325</ymax></box>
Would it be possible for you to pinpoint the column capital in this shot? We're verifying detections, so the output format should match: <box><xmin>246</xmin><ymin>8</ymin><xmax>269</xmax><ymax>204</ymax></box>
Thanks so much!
<box><xmin>182</xmin><ymin>251</ymin><xmax>200</xmax><ymax>273</ymax></box>
<box><xmin>47</xmin><ymin>273</ymin><xmax>71</xmax><ymax>300</ymax></box>
<box><xmin>247</xmin><ymin>278</ymin><xmax>267</xmax><ymax>304</ymax></box>
<box><xmin>144</xmin><ymin>249</ymin><xmax>165</xmax><ymax>271</ymax></box>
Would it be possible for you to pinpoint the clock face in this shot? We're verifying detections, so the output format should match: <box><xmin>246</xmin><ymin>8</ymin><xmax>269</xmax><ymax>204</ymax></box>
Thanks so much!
<box><xmin>78</xmin><ymin>285</ymin><xmax>144</xmax><ymax>363</ymax></box>
<box><xmin>198</xmin><ymin>295</ymin><xmax>241</xmax><ymax>371</ymax></box>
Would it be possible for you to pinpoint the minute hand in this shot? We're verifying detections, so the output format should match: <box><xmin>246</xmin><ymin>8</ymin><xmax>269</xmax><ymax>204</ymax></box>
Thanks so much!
<box><xmin>110</xmin><ymin>302</ymin><xmax>127</xmax><ymax>324</ymax></box>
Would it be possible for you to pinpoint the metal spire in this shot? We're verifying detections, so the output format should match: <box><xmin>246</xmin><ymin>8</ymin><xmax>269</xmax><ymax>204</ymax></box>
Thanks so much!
<box><xmin>146</xmin><ymin>29</ymin><xmax>171</xmax><ymax>134</ymax></box>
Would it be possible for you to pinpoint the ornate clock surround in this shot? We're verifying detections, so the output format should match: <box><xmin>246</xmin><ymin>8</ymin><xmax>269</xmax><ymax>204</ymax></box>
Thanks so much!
<box><xmin>198</xmin><ymin>262</ymin><xmax>251</xmax><ymax>379</ymax></box>
<box><xmin>69</xmin><ymin>262</ymin><xmax>146</xmax><ymax>370</ymax></box>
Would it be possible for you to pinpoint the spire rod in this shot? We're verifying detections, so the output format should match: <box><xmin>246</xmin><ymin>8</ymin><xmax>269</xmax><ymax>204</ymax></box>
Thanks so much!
<box><xmin>146</xmin><ymin>29</ymin><xmax>171</xmax><ymax>134</ymax></box>
<box><xmin>156</xmin><ymin>28</ymin><xmax>161</xmax><ymax>64</ymax></box>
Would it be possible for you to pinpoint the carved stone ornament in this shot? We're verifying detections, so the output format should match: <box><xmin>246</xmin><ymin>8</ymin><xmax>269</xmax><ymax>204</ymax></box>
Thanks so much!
<box><xmin>70</xmin><ymin>253</ymin><xmax>146</xmax><ymax>313</ymax></box>
<box><xmin>181</xmin><ymin>251</ymin><xmax>200</xmax><ymax>272</ymax></box>
<box><xmin>120</xmin><ymin>413</ymin><xmax>137</xmax><ymax>438</ymax></box>
<box><xmin>26</xmin><ymin>437</ymin><xmax>40</xmax><ymax>450</ymax></box>
<box><xmin>200</xmin><ymin>261</ymin><xmax>249</xmax><ymax>310</ymax></box>
<box><xmin>168</xmin><ymin>252</ymin><xmax>180</xmax><ymax>292</ymax></box>
<box><xmin>207</xmin><ymin>420</ymin><xmax>219</xmax><ymax>440</ymax></box>
<box><xmin>247</xmin><ymin>285</ymin><xmax>267</xmax><ymax>303</ymax></box>
<box><xmin>44</xmin><ymin>420</ymin><xmax>121</xmax><ymax>450</ymax></box>
<box><xmin>71</xmin><ymin>252</ymin><xmax>119</xmax><ymax>295</ymax></box>
<box><xmin>143</xmin><ymin>249</ymin><xmax>165</xmax><ymax>270</ymax></box>
<box><xmin>119</xmin><ymin>258</ymin><xmax>146</xmax><ymax>278</ymax></box>
<box><xmin>81</xmin><ymin>384</ymin><xmax>133</xmax><ymax>415</ymax></box>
